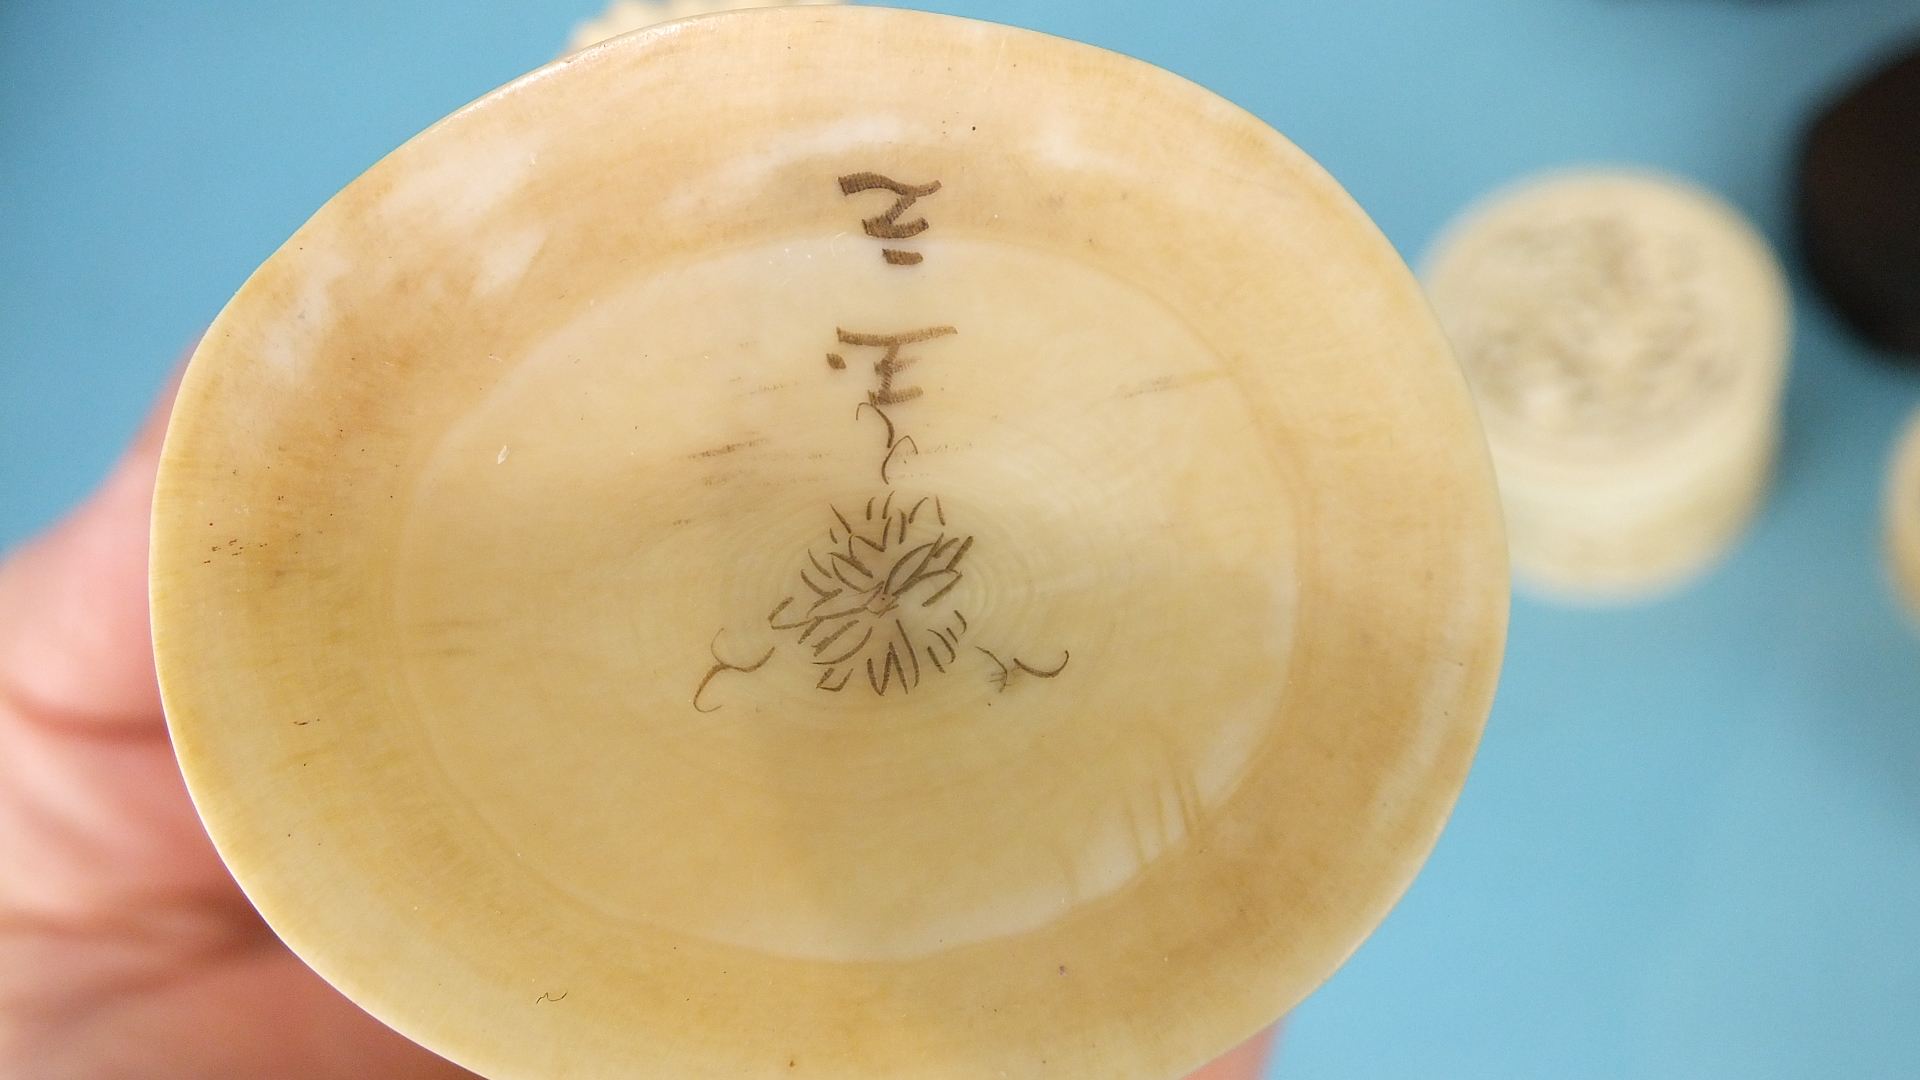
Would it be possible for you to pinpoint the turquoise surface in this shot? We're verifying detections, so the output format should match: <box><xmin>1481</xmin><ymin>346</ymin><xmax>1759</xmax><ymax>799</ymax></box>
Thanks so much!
<box><xmin>4</xmin><ymin>1</ymin><xmax>1919</xmax><ymax>1076</ymax></box>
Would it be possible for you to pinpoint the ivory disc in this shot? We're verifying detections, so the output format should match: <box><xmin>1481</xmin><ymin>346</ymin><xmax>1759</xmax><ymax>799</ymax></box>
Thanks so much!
<box><xmin>151</xmin><ymin>9</ymin><xmax>1507</xmax><ymax>1080</ymax></box>
<box><xmin>1424</xmin><ymin>169</ymin><xmax>1790</xmax><ymax>600</ymax></box>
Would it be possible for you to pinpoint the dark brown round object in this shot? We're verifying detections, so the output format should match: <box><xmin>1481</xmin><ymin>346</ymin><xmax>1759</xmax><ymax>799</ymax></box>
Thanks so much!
<box><xmin>1797</xmin><ymin>39</ymin><xmax>1920</xmax><ymax>358</ymax></box>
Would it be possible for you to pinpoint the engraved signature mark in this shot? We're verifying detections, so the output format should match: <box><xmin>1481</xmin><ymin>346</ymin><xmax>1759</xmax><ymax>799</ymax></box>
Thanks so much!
<box><xmin>690</xmin><ymin>170</ymin><xmax>1068</xmax><ymax>707</ymax></box>
<box><xmin>839</xmin><ymin>172</ymin><xmax>940</xmax><ymax>266</ymax></box>
<box><xmin>829</xmin><ymin>326</ymin><xmax>957</xmax><ymax>407</ymax></box>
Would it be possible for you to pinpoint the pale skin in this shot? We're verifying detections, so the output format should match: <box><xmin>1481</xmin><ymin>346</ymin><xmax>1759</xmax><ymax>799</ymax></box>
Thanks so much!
<box><xmin>0</xmin><ymin>363</ymin><xmax>1276</xmax><ymax>1080</ymax></box>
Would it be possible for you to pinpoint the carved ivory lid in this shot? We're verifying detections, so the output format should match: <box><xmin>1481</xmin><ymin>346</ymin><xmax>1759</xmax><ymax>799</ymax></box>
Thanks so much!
<box><xmin>1424</xmin><ymin>170</ymin><xmax>1790</xmax><ymax>598</ymax></box>
<box><xmin>150</xmin><ymin>9</ymin><xmax>1507</xmax><ymax>1079</ymax></box>
<box><xmin>1424</xmin><ymin>170</ymin><xmax>1788</xmax><ymax>469</ymax></box>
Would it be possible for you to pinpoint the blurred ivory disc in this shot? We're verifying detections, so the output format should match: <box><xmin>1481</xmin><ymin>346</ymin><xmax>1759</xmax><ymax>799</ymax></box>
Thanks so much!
<box><xmin>1887</xmin><ymin>405</ymin><xmax>1920</xmax><ymax>624</ymax></box>
<box><xmin>150</xmin><ymin>9</ymin><xmax>1507</xmax><ymax>1080</ymax></box>
<box><xmin>1424</xmin><ymin>169</ymin><xmax>1790</xmax><ymax>600</ymax></box>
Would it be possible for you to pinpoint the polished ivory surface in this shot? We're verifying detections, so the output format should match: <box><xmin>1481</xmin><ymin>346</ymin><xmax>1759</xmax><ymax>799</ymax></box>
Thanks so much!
<box><xmin>150</xmin><ymin>9</ymin><xmax>1508</xmax><ymax>1079</ymax></box>
<box><xmin>1424</xmin><ymin>170</ymin><xmax>1789</xmax><ymax>599</ymax></box>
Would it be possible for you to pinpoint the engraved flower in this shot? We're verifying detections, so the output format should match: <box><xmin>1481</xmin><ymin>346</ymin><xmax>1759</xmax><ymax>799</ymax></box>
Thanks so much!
<box><xmin>768</xmin><ymin>491</ymin><xmax>972</xmax><ymax>696</ymax></box>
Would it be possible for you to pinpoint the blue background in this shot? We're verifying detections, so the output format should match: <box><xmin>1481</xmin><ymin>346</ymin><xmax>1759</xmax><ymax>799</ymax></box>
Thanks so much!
<box><xmin>5</xmin><ymin>1</ymin><xmax>1920</xmax><ymax>1076</ymax></box>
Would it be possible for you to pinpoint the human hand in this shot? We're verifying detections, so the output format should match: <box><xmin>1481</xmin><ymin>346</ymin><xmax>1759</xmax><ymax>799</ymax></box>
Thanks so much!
<box><xmin>0</xmin><ymin>368</ymin><xmax>1274</xmax><ymax>1080</ymax></box>
<box><xmin>0</xmin><ymin>370</ymin><xmax>481</xmax><ymax>1079</ymax></box>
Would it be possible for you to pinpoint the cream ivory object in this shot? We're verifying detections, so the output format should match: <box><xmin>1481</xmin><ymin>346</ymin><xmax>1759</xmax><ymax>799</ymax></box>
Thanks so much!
<box><xmin>565</xmin><ymin>0</ymin><xmax>842</xmax><ymax>54</ymax></box>
<box><xmin>1424</xmin><ymin>170</ymin><xmax>1791</xmax><ymax>600</ymax></box>
<box><xmin>150</xmin><ymin>9</ymin><xmax>1509</xmax><ymax>1080</ymax></box>
<box><xmin>1887</xmin><ymin>406</ymin><xmax>1920</xmax><ymax>623</ymax></box>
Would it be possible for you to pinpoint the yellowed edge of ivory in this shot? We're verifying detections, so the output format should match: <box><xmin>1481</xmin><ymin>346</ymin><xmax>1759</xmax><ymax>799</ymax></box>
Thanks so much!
<box><xmin>149</xmin><ymin>8</ymin><xmax>1508</xmax><ymax>1080</ymax></box>
<box><xmin>1886</xmin><ymin>404</ymin><xmax>1920</xmax><ymax>624</ymax></box>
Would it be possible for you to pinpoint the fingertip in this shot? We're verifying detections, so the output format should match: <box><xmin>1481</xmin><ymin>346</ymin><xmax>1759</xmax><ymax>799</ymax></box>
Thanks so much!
<box><xmin>1187</xmin><ymin>1024</ymin><xmax>1280</xmax><ymax>1080</ymax></box>
<box><xmin>0</xmin><ymin>347</ymin><xmax>194</xmax><ymax>729</ymax></box>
